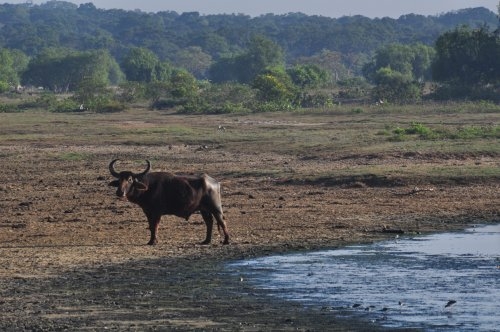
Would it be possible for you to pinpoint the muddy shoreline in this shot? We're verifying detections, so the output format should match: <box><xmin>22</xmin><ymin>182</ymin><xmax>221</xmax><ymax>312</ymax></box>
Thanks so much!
<box><xmin>1</xmin><ymin>212</ymin><xmax>498</xmax><ymax>331</ymax></box>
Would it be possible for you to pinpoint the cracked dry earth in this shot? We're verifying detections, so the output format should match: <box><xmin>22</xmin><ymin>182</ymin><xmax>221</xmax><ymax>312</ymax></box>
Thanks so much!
<box><xmin>0</xmin><ymin>120</ymin><xmax>499</xmax><ymax>330</ymax></box>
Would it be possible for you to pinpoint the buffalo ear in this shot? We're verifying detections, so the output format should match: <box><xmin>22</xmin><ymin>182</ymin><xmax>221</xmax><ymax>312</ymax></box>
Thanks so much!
<box><xmin>134</xmin><ymin>181</ymin><xmax>148</xmax><ymax>191</ymax></box>
<box><xmin>108</xmin><ymin>180</ymin><xmax>119</xmax><ymax>187</ymax></box>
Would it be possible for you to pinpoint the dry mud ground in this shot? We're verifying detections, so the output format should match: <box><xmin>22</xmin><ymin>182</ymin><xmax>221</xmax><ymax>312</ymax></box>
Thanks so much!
<box><xmin>0</xmin><ymin>109</ymin><xmax>499</xmax><ymax>330</ymax></box>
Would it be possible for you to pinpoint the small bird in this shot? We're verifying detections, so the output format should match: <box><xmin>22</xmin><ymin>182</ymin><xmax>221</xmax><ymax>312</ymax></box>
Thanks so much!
<box><xmin>445</xmin><ymin>300</ymin><xmax>457</xmax><ymax>308</ymax></box>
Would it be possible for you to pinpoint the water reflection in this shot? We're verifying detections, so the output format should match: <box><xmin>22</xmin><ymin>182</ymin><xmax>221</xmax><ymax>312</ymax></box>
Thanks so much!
<box><xmin>228</xmin><ymin>224</ymin><xmax>500</xmax><ymax>331</ymax></box>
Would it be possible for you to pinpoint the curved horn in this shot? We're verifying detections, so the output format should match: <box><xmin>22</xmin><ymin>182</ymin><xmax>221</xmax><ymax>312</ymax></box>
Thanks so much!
<box><xmin>109</xmin><ymin>159</ymin><xmax>120</xmax><ymax>178</ymax></box>
<box><xmin>136</xmin><ymin>160</ymin><xmax>151</xmax><ymax>177</ymax></box>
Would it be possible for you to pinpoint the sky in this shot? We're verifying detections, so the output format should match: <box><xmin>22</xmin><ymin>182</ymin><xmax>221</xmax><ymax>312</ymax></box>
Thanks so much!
<box><xmin>4</xmin><ymin>0</ymin><xmax>499</xmax><ymax>18</ymax></box>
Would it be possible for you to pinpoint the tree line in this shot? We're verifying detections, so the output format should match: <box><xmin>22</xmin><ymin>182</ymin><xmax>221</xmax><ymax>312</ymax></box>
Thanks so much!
<box><xmin>0</xmin><ymin>2</ymin><xmax>496</xmax><ymax>77</ymax></box>
<box><xmin>0</xmin><ymin>1</ymin><xmax>498</xmax><ymax>113</ymax></box>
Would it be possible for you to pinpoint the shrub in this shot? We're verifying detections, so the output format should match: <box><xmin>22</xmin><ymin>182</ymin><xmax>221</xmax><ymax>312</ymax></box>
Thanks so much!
<box><xmin>0</xmin><ymin>103</ymin><xmax>20</xmax><ymax>113</ymax></box>
<box><xmin>388</xmin><ymin>123</ymin><xmax>500</xmax><ymax>141</ymax></box>
<box><xmin>405</xmin><ymin>122</ymin><xmax>432</xmax><ymax>137</ymax></box>
<box><xmin>252</xmin><ymin>68</ymin><xmax>296</xmax><ymax>104</ymax></box>
<box><xmin>97</xmin><ymin>100</ymin><xmax>126</xmax><ymax>113</ymax></box>
<box><xmin>179</xmin><ymin>83</ymin><xmax>256</xmax><ymax>114</ymax></box>
<box><xmin>299</xmin><ymin>91</ymin><xmax>334</xmax><ymax>108</ymax></box>
<box><xmin>371</xmin><ymin>67</ymin><xmax>422</xmax><ymax>103</ymax></box>
<box><xmin>51</xmin><ymin>99</ymin><xmax>81</xmax><ymax>113</ymax></box>
<box><xmin>0</xmin><ymin>81</ymin><xmax>10</xmax><ymax>93</ymax></box>
<box><xmin>453</xmin><ymin>126</ymin><xmax>500</xmax><ymax>139</ymax></box>
<box><xmin>254</xmin><ymin>101</ymin><xmax>295</xmax><ymax>113</ymax></box>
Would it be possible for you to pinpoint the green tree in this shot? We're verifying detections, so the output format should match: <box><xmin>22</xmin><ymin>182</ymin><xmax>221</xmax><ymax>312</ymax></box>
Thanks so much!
<box><xmin>72</xmin><ymin>50</ymin><xmax>125</xmax><ymax>111</ymax></box>
<box><xmin>0</xmin><ymin>48</ymin><xmax>28</xmax><ymax>90</ymax></box>
<box><xmin>252</xmin><ymin>67</ymin><xmax>296</xmax><ymax>104</ymax></box>
<box><xmin>363</xmin><ymin>43</ymin><xmax>434</xmax><ymax>102</ymax></box>
<box><xmin>145</xmin><ymin>81</ymin><xmax>170</xmax><ymax>108</ymax></box>
<box><xmin>118</xmin><ymin>81</ymin><xmax>146</xmax><ymax>103</ymax></box>
<box><xmin>23</xmin><ymin>47</ymin><xmax>72</xmax><ymax>91</ymax></box>
<box><xmin>195</xmin><ymin>83</ymin><xmax>256</xmax><ymax>114</ymax></box>
<box><xmin>432</xmin><ymin>26</ymin><xmax>500</xmax><ymax>86</ymax></box>
<box><xmin>80</xmin><ymin>49</ymin><xmax>124</xmax><ymax>88</ymax></box>
<box><xmin>22</xmin><ymin>48</ymin><xmax>123</xmax><ymax>92</ymax></box>
<box><xmin>409</xmin><ymin>44</ymin><xmax>436</xmax><ymax>82</ymax></box>
<box><xmin>287</xmin><ymin>64</ymin><xmax>329</xmax><ymax>88</ymax></box>
<box><xmin>175</xmin><ymin>46</ymin><xmax>212</xmax><ymax>79</ymax></box>
<box><xmin>155</xmin><ymin>61</ymin><xmax>173</xmax><ymax>82</ymax></box>
<box><xmin>363</xmin><ymin>43</ymin><xmax>435</xmax><ymax>82</ymax></box>
<box><xmin>372</xmin><ymin>67</ymin><xmax>422</xmax><ymax>103</ymax></box>
<box><xmin>170</xmin><ymin>69</ymin><xmax>199</xmax><ymax>100</ymax></box>
<box><xmin>122</xmin><ymin>47</ymin><xmax>157</xmax><ymax>83</ymax></box>
<box><xmin>122</xmin><ymin>47</ymin><xmax>172</xmax><ymax>83</ymax></box>
<box><xmin>73</xmin><ymin>75</ymin><xmax>109</xmax><ymax>110</ymax></box>
<box><xmin>237</xmin><ymin>36</ymin><xmax>284</xmax><ymax>83</ymax></box>
<box><xmin>209</xmin><ymin>35</ymin><xmax>284</xmax><ymax>84</ymax></box>
<box><xmin>207</xmin><ymin>57</ymin><xmax>239</xmax><ymax>83</ymax></box>
<box><xmin>294</xmin><ymin>50</ymin><xmax>350</xmax><ymax>83</ymax></box>
<box><xmin>146</xmin><ymin>69</ymin><xmax>198</xmax><ymax>109</ymax></box>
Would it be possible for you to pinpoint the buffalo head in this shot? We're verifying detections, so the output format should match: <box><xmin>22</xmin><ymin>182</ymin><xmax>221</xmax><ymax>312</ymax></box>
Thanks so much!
<box><xmin>108</xmin><ymin>159</ymin><xmax>151</xmax><ymax>198</ymax></box>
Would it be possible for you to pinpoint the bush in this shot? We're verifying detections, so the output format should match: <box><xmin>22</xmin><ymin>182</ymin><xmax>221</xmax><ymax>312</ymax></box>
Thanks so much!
<box><xmin>51</xmin><ymin>99</ymin><xmax>81</xmax><ymax>113</ymax></box>
<box><xmin>452</xmin><ymin>126</ymin><xmax>500</xmax><ymax>139</ymax></box>
<box><xmin>372</xmin><ymin>67</ymin><xmax>422</xmax><ymax>103</ymax></box>
<box><xmin>0</xmin><ymin>81</ymin><xmax>10</xmax><ymax>93</ymax></box>
<box><xmin>405</xmin><ymin>122</ymin><xmax>432</xmax><ymax>136</ymax></box>
<box><xmin>151</xmin><ymin>98</ymin><xmax>179</xmax><ymax>110</ymax></box>
<box><xmin>35</xmin><ymin>93</ymin><xmax>58</xmax><ymax>107</ymax></box>
<box><xmin>252</xmin><ymin>68</ymin><xmax>296</xmax><ymax>103</ymax></box>
<box><xmin>299</xmin><ymin>91</ymin><xmax>334</xmax><ymax>108</ymax></box>
<box><xmin>391</xmin><ymin>122</ymin><xmax>436</xmax><ymax>140</ymax></box>
<box><xmin>254</xmin><ymin>101</ymin><xmax>295</xmax><ymax>113</ymax></box>
<box><xmin>337</xmin><ymin>77</ymin><xmax>371</xmax><ymax>99</ymax></box>
<box><xmin>97</xmin><ymin>100</ymin><xmax>126</xmax><ymax>113</ymax></box>
<box><xmin>179</xmin><ymin>83</ymin><xmax>256</xmax><ymax>114</ymax></box>
<box><xmin>431</xmin><ymin>84</ymin><xmax>500</xmax><ymax>102</ymax></box>
<box><xmin>117</xmin><ymin>82</ymin><xmax>146</xmax><ymax>102</ymax></box>
<box><xmin>388</xmin><ymin>123</ymin><xmax>500</xmax><ymax>141</ymax></box>
<box><xmin>0</xmin><ymin>103</ymin><xmax>20</xmax><ymax>113</ymax></box>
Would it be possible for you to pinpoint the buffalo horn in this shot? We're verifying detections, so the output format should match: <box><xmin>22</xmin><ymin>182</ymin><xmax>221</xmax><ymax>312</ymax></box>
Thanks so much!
<box><xmin>109</xmin><ymin>159</ymin><xmax>120</xmax><ymax>178</ymax></box>
<box><xmin>135</xmin><ymin>160</ymin><xmax>151</xmax><ymax>177</ymax></box>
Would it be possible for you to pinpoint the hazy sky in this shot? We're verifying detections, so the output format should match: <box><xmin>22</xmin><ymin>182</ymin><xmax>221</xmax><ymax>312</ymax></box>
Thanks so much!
<box><xmin>6</xmin><ymin>0</ymin><xmax>499</xmax><ymax>18</ymax></box>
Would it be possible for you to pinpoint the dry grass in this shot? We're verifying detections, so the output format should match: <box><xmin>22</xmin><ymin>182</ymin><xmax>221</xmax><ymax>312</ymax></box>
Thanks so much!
<box><xmin>2</xmin><ymin>103</ymin><xmax>498</xmax><ymax>181</ymax></box>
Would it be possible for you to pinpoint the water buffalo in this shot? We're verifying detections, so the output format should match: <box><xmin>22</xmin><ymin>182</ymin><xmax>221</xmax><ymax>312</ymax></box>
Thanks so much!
<box><xmin>108</xmin><ymin>159</ymin><xmax>229</xmax><ymax>245</ymax></box>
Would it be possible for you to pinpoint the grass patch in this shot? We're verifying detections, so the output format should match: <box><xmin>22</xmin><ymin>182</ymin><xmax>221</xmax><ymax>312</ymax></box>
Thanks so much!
<box><xmin>451</xmin><ymin>126</ymin><xmax>500</xmax><ymax>139</ymax></box>
<box><xmin>0</xmin><ymin>102</ymin><xmax>498</xmax><ymax>172</ymax></box>
<box><xmin>389</xmin><ymin>122</ymin><xmax>500</xmax><ymax>141</ymax></box>
<box><xmin>58</xmin><ymin>152</ymin><xmax>89</xmax><ymax>161</ymax></box>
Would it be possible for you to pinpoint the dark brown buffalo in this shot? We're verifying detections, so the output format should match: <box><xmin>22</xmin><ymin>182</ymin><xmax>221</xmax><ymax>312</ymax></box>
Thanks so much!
<box><xmin>108</xmin><ymin>159</ymin><xmax>229</xmax><ymax>245</ymax></box>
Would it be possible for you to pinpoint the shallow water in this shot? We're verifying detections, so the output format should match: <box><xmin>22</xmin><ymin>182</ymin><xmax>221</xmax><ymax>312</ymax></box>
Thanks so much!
<box><xmin>228</xmin><ymin>224</ymin><xmax>500</xmax><ymax>331</ymax></box>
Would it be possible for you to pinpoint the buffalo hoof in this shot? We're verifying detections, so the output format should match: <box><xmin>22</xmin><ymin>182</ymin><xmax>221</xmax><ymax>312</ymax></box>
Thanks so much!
<box><xmin>147</xmin><ymin>239</ymin><xmax>158</xmax><ymax>245</ymax></box>
<box><xmin>200</xmin><ymin>239</ymin><xmax>211</xmax><ymax>245</ymax></box>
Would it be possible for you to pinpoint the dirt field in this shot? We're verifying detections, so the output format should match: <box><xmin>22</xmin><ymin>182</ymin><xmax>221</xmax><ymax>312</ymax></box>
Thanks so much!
<box><xmin>0</xmin><ymin>106</ymin><xmax>499</xmax><ymax>330</ymax></box>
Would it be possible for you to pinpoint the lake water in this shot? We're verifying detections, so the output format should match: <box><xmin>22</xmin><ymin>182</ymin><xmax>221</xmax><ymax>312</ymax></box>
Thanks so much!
<box><xmin>228</xmin><ymin>224</ymin><xmax>500</xmax><ymax>331</ymax></box>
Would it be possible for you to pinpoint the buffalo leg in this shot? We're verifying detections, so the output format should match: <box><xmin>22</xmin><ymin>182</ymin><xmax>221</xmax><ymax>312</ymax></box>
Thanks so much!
<box><xmin>214</xmin><ymin>211</ymin><xmax>229</xmax><ymax>245</ymax></box>
<box><xmin>201</xmin><ymin>211</ymin><xmax>214</xmax><ymax>245</ymax></box>
<box><xmin>147</xmin><ymin>217</ymin><xmax>161</xmax><ymax>245</ymax></box>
